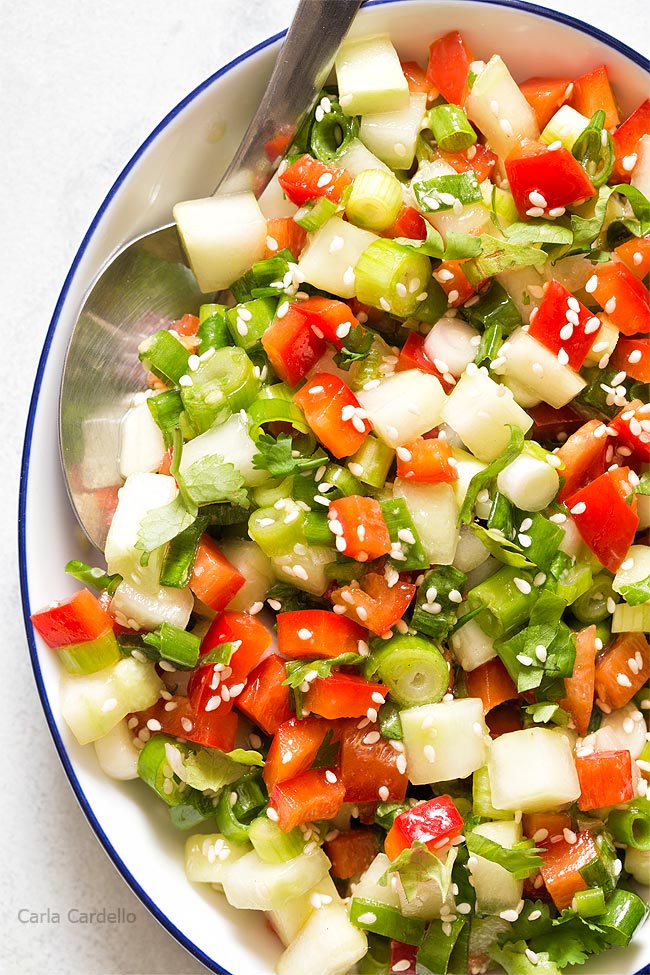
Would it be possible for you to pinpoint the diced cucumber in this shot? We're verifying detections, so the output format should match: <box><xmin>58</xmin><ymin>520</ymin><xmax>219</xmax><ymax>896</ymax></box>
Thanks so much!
<box><xmin>495</xmin><ymin>447</ymin><xmax>560</xmax><ymax>512</ymax></box>
<box><xmin>625</xmin><ymin>846</ymin><xmax>650</xmax><ymax>886</ymax></box>
<box><xmin>353</xmin><ymin>853</ymin><xmax>401</xmax><ymax>908</ymax></box>
<box><xmin>93</xmin><ymin>718</ymin><xmax>141</xmax><ymax>780</ymax></box>
<box><xmin>184</xmin><ymin>834</ymin><xmax>251</xmax><ymax>886</ymax></box>
<box><xmin>450</xmin><ymin>615</ymin><xmax>496</xmax><ymax>672</ymax></box>
<box><xmin>465</xmin><ymin>55</ymin><xmax>539</xmax><ymax>159</ymax></box>
<box><xmin>583</xmin><ymin>701</ymin><xmax>648</xmax><ymax>761</ymax></box>
<box><xmin>488</xmin><ymin>728</ymin><xmax>581</xmax><ymax>813</ymax></box>
<box><xmin>496</xmin><ymin>328</ymin><xmax>587</xmax><ymax>409</ymax></box>
<box><xmin>110</xmin><ymin>578</ymin><xmax>194</xmax><ymax>632</ymax></box>
<box><xmin>469</xmin><ymin>820</ymin><xmax>524</xmax><ymax>916</ymax></box>
<box><xmin>335</xmin><ymin>33</ymin><xmax>409</xmax><ymax>117</ymax></box>
<box><xmin>276</xmin><ymin>901</ymin><xmax>368</xmax><ymax>975</ymax></box>
<box><xmin>360</xmin><ymin>92</ymin><xmax>427</xmax><ymax>171</ymax></box>
<box><xmin>427</xmin><ymin>201</ymin><xmax>492</xmax><ymax>240</ymax></box>
<box><xmin>219</xmin><ymin>539</ymin><xmax>275</xmax><ymax>612</ymax></box>
<box><xmin>298</xmin><ymin>215</ymin><xmax>377</xmax><ymax>299</ymax></box>
<box><xmin>118</xmin><ymin>400</ymin><xmax>166</xmax><ymax>479</ymax></box>
<box><xmin>393</xmin><ymin>479</ymin><xmax>459</xmax><ymax>566</ymax></box>
<box><xmin>541</xmin><ymin>104</ymin><xmax>590</xmax><ymax>150</ymax></box>
<box><xmin>472</xmin><ymin>766</ymin><xmax>513</xmax><ymax>821</ymax></box>
<box><xmin>611</xmin><ymin>602</ymin><xmax>650</xmax><ymax>633</ymax></box>
<box><xmin>271</xmin><ymin>545</ymin><xmax>336</xmax><ymax>596</ymax></box>
<box><xmin>423</xmin><ymin>317</ymin><xmax>479</xmax><ymax>378</ymax></box>
<box><xmin>173</xmin><ymin>191</ymin><xmax>267</xmax><ymax>292</ymax></box>
<box><xmin>335</xmin><ymin>137</ymin><xmax>392</xmax><ymax>178</ymax></box>
<box><xmin>258</xmin><ymin>168</ymin><xmax>298</xmax><ymax>220</ymax></box>
<box><xmin>268</xmin><ymin>874</ymin><xmax>342</xmax><ymax>946</ymax></box>
<box><xmin>496</xmin><ymin>265</ymin><xmax>546</xmax><ymax>326</ymax></box>
<box><xmin>400</xmin><ymin>698</ymin><xmax>489</xmax><ymax>785</ymax></box>
<box><xmin>220</xmin><ymin>846</ymin><xmax>330</xmax><ymax>912</ymax></box>
<box><xmin>60</xmin><ymin>657</ymin><xmax>163</xmax><ymax>745</ymax></box>
<box><xmin>451</xmin><ymin>448</ymin><xmax>491</xmax><ymax>521</ymax></box>
<box><xmin>356</xmin><ymin>370</ymin><xmax>447</xmax><ymax>448</ymax></box>
<box><xmin>104</xmin><ymin>472</ymin><xmax>177</xmax><ymax>586</ymax></box>
<box><xmin>613</xmin><ymin>544</ymin><xmax>650</xmax><ymax>599</ymax></box>
<box><xmin>584</xmin><ymin>315</ymin><xmax>618</xmax><ymax>365</ymax></box>
<box><xmin>179</xmin><ymin>412</ymin><xmax>267</xmax><ymax>487</ymax></box>
<box><xmin>500</xmin><ymin>374</ymin><xmax>543</xmax><ymax>409</ymax></box>
<box><xmin>453</xmin><ymin>524</ymin><xmax>491</xmax><ymax>574</ymax></box>
<box><xmin>440</xmin><ymin>367</ymin><xmax>533</xmax><ymax>463</ymax></box>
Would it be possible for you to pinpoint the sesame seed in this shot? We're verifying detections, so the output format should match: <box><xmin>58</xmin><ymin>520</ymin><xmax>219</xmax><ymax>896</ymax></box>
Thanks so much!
<box><xmin>585</xmin><ymin>274</ymin><xmax>598</xmax><ymax>293</ymax></box>
<box><xmin>570</xmin><ymin>501</ymin><xmax>586</xmax><ymax>515</ymax></box>
<box><xmin>525</xmin><ymin>949</ymin><xmax>540</xmax><ymax>965</ymax></box>
<box><xmin>357</xmin><ymin>912</ymin><xmax>377</xmax><ymax>925</ymax></box>
<box><xmin>396</xmin><ymin>754</ymin><xmax>407</xmax><ymax>775</ymax></box>
<box><xmin>325</xmin><ymin>770</ymin><xmax>338</xmax><ymax>784</ymax></box>
<box><xmin>392</xmin><ymin>961</ymin><xmax>411</xmax><ymax>973</ymax></box>
<box><xmin>605</xmin><ymin>296</ymin><xmax>617</xmax><ymax>315</ymax></box>
<box><xmin>549</xmin><ymin>206</ymin><xmax>565</xmax><ymax>218</ymax></box>
<box><xmin>528</xmin><ymin>190</ymin><xmax>547</xmax><ymax>208</ymax></box>
<box><xmin>526</xmin><ymin>206</ymin><xmax>545</xmax><ymax>218</ymax></box>
<box><xmin>500</xmin><ymin>909</ymin><xmax>519</xmax><ymax>922</ymax></box>
<box><xmin>516</xmin><ymin>654</ymin><xmax>534</xmax><ymax>667</ymax></box>
<box><xmin>514</xmin><ymin>577</ymin><xmax>532</xmax><ymax>594</ymax></box>
<box><xmin>557</xmin><ymin>347</ymin><xmax>570</xmax><ymax>365</ymax></box>
<box><xmin>424</xmin><ymin>744</ymin><xmax>436</xmax><ymax>763</ymax></box>
<box><xmin>617</xmin><ymin>673</ymin><xmax>632</xmax><ymax>687</ymax></box>
<box><xmin>622</xmin><ymin>152</ymin><xmax>638</xmax><ymax>172</ymax></box>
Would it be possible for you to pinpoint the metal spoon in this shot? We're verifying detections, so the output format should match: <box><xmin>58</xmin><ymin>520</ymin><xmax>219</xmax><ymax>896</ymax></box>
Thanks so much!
<box><xmin>59</xmin><ymin>0</ymin><xmax>362</xmax><ymax>551</ymax></box>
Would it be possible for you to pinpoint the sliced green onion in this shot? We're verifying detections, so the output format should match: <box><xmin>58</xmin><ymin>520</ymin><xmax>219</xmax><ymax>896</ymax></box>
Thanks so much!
<box><xmin>416</xmin><ymin>917</ymin><xmax>466</xmax><ymax>975</ymax></box>
<box><xmin>230</xmin><ymin>249</ymin><xmax>295</xmax><ymax>303</ymax></box>
<box><xmin>168</xmin><ymin>792</ymin><xmax>215</xmax><ymax>830</ymax></box>
<box><xmin>573</xmin><ymin>886</ymin><xmax>606</xmax><ymax>918</ymax></box>
<box><xmin>346</xmin><ymin>169</ymin><xmax>403</xmax><ymax>231</ymax></box>
<box><xmin>354</xmin><ymin>239</ymin><xmax>432</xmax><ymax>318</ymax></box>
<box><xmin>147</xmin><ymin>388</ymin><xmax>185</xmax><ymax>447</ymax></box>
<box><xmin>474</xmin><ymin>321</ymin><xmax>502</xmax><ymax>366</ymax></box>
<box><xmin>461</xmin><ymin>280</ymin><xmax>521</xmax><ymax>334</ymax></box>
<box><xmin>468</xmin><ymin>566</ymin><xmax>538</xmax><ymax>639</ymax></box>
<box><xmin>294</xmin><ymin>196</ymin><xmax>339</xmax><ymax>231</ymax></box>
<box><xmin>409</xmin><ymin>279</ymin><xmax>449</xmax><ymax>325</ymax></box>
<box><xmin>608</xmin><ymin>799</ymin><xmax>650</xmax><ymax>851</ymax></box>
<box><xmin>252</xmin><ymin>475</ymin><xmax>294</xmax><ymax>508</ymax></box>
<box><xmin>349</xmin><ymin>897</ymin><xmax>426</xmax><ymax>946</ymax></box>
<box><xmin>572</xmin><ymin>573</ymin><xmax>617</xmax><ymax>624</ymax></box>
<box><xmin>572</xmin><ymin>110</ymin><xmax>615</xmax><ymax>188</ymax></box>
<box><xmin>322</xmin><ymin>462</ymin><xmax>366</xmax><ymax>499</ymax></box>
<box><xmin>118</xmin><ymin>622</ymin><xmax>201</xmax><ymax>670</ymax></box>
<box><xmin>248</xmin><ymin>501</ymin><xmax>307</xmax><ymax>557</ymax></box>
<box><xmin>248</xmin><ymin>816</ymin><xmax>306</xmax><ymax>863</ymax></box>
<box><xmin>365</xmin><ymin>633</ymin><xmax>449</xmax><ymax>707</ymax></box>
<box><xmin>309</xmin><ymin>94</ymin><xmax>360</xmax><ymax>162</ymax></box>
<box><xmin>347</xmin><ymin>435</ymin><xmax>394</xmax><ymax>489</ymax></box>
<box><xmin>379</xmin><ymin>497</ymin><xmax>429</xmax><ymax>571</ymax></box>
<box><xmin>65</xmin><ymin>559</ymin><xmax>120</xmax><ymax>594</ymax></box>
<box><xmin>137</xmin><ymin>734</ymin><xmax>192</xmax><ymax>807</ymax></box>
<box><xmin>159</xmin><ymin>515</ymin><xmax>208</xmax><ymax>588</ymax></box>
<box><xmin>594</xmin><ymin>888</ymin><xmax>649</xmax><ymax>947</ymax></box>
<box><xmin>377</xmin><ymin>700</ymin><xmax>403</xmax><ymax>740</ymax></box>
<box><xmin>180</xmin><ymin>346</ymin><xmax>260</xmax><ymax>434</ymax></box>
<box><xmin>518</xmin><ymin>513</ymin><xmax>565</xmax><ymax>574</ymax></box>
<box><xmin>578</xmin><ymin>831</ymin><xmax>617</xmax><ymax>891</ymax></box>
<box><xmin>138</xmin><ymin>329</ymin><xmax>190</xmax><ymax>385</ymax></box>
<box><xmin>249</xmin><ymin>384</ymin><xmax>311</xmax><ymax>440</ymax></box>
<box><xmin>304</xmin><ymin>511</ymin><xmax>334</xmax><ymax>547</ymax></box>
<box><xmin>427</xmin><ymin>103</ymin><xmax>477</xmax><ymax>152</ymax></box>
<box><xmin>411</xmin><ymin>566</ymin><xmax>468</xmax><ymax>640</ymax></box>
<box><xmin>231</xmin><ymin>771</ymin><xmax>267</xmax><ymax>822</ymax></box>
<box><xmin>554</xmin><ymin>562</ymin><xmax>593</xmax><ymax>606</ymax></box>
<box><xmin>58</xmin><ymin>629</ymin><xmax>121</xmax><ymax>675</ymax></box>
<box><xmin>198</xmin><ymin>303</ymin><xmax>231</xmax><ymax>354</ymax></box>
<box><xmin>226</xmin><ymin>297</ymin><xmax>278</xmax><ymax>352</ymax></box>
<box><xmin>215</xmin><ymin>787</ymin><xmax>252</xmax><ymax>844</ymax></box>
<box><xmin>412</xmin><ymin>172</ymin><xmax>482</xmax><ymax>213</ymax></box>
<box><xmin>347</xmin><ymin>333</ymin><xmax>396</xmax><ymax>392</ymax></box>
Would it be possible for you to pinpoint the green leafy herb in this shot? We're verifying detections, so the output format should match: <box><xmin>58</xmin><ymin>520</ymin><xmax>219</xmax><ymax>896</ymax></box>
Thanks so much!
<box><xmin>374</xmin><ymin>801</ymin><xmax>412</xmax><ymax>832</ymax></box>
<box><xmin>333</xmin><ymin>324</ymin><xmax>374</xmax><ymax>370</ymax></box>
<box><xmin>569</xmin><ymin>185</ymin><xmax>614</xmax><ymax>252</ymax></box>
<box><xmin>470</xmin><ymin>524</ymin><xmax>534</xmax><ymax>568</ymax></box>
<box><xmin>136</xmin><ymin>494</ymin><xmax>197</xmax><ymax>562</ymax></box>
<box><xmin>466</xmin><ymin>833</ymin><xmax>545</xmax><ymax>880</ymax></box>
<box><xmin>524</xmin><ymin>701</ymin><xmax>570</xmax><ymax>725</ymax></box>
<box><xmin>65</xmin><ymin>559</ymin><xmax>121</xmax><ymax>594</ymax></box>
<box><xmin>572</xmin><ymin>110</ymin><xmax>615</xmax><ymax>188</ymax></box>
<box><xmin>283</xmin><ymin>653</ymin><xmax>362</xmax><ymax>689</ymax></box>
<box><xmin>410</xmin><ymin>565</ymin><xmax>468</xmax><ymax>640</ymax></box>
<box><xmin>475</xmin><ymin>321</ymin><xmax>503</xmax><ymax>366</ymax></box>
<box><xmin>504</xmin><ymin>220</ymin><xmax>574</xmax><ymax>247</ymax></box>
<box><xmin>462</xmin><ymin>235</ymin><xmax>546</xmax><ymax>285</ymax></box>
<box><xmin>617</xmin><ymin>574</ymin><xmax>650</xmax><ymax>606</ymax></box>
<box><xmin>394</xmin><ymin>223</ymin><xmax>482</xmax><ymax>261</ymax></box>
<box><xmin>198</xmin><ymin>641</ymin><xmax>238</xmax><ymax>667</ymax></box>
<box><xmin>382</xmin><ymin>842</ymin><xmax>457</xmax><ymax>903</ymax></box>
<box><xmin>311</xmin><ymin>728</ymin><xmax>340</xmax><ymax>769</ymax></box>
<box><xmin>183</xmin><ymin>455</ymin><xmax>249</xmax><ymax>508</ymax></box>
<box><xmin>252</xmin><ymin>432</ymin><xmax>325</xmax><ymax>477</ymax></box>
<box><xmin>489</xmin><ymin>940</ymin><xmax>563</xmax><ymax>975</ymax></box>
<box><xmin>458</xmin><ymin>426</ymin><xmax>525</xmax><ymax>525</ymax></box>
<box><xmin>636</xmin><ymin>471</ymin><xmax>650</xmax><ymax>496</ymax></box>
<box><xmin>164</xmin><ymin>744</ymin><xmax>264</xmax><ymax>795</ymax></box>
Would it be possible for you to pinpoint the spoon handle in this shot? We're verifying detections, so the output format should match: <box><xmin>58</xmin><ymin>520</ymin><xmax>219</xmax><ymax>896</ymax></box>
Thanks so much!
<box><xmin>218</xmin><ymin>0</ymin><xmax>363</xmax><ymax>196</ymax></box>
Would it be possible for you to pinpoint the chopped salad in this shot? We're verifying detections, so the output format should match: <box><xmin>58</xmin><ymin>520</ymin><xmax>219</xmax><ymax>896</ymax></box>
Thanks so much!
<box><xmin>31</xmin><ymin>25</ymin><xmax>650</xmax><ymax>975</ymax></box>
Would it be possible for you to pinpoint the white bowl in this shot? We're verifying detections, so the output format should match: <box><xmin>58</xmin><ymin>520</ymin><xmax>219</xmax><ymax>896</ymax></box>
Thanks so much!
<box><xmin>20</xmin><ymin>2</ymin><xmax>650</xmax><ymax>973</ymax></box>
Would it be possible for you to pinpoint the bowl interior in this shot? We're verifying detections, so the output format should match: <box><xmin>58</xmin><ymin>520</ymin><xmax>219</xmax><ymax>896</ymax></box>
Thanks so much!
<box><xmin>20</xmin><ymin>2</ymin><xmax>650</xmax><ymax>974</ymax></box>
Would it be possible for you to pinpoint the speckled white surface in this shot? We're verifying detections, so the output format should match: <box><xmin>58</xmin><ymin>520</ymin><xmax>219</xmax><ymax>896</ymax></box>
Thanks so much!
<box><xmin>4</xmin><ymin>1</ymin><xmax>648</xmax><ymax>973</ymax></box>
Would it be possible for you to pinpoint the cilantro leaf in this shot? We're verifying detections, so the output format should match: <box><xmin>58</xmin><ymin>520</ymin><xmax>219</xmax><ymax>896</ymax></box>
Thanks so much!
<box><xmin>458</xmin><ymin>426</ymin><xmax>525</xmax><ymax>525</ymax></box>
<box><xmin>635</xmin><ymin>471</ymin><xmax>650</xmax><ymax>496</ymax></box>
<box><xmin>570</xmin><ymin>186</ymin><xmax>614</xmax><ymax>251</ymax></box>
<box><xmin>252</xmin><ymin>432</ymin><xmax>325</xmax><ymax>477</ymax></box>
<box><xmin>382</xmin><ymin>842</ymin><xmax>457</xmax><ymax>903</ymax></box>
<box><xmin>198</xmin><ymin>641</ymin><xmax>238</xmax><ymax>666</ymax></box>
<box><xmin>162</xmin><ymin>742</ymin><xmax>263</xmax><ymax>794</ymax></box>
<box><xmin>617</xmin><ymin>574</ymin><xmax>650</xmax><ymax>606</ymax></box>
<box><xmin>283</xmin><ymin>652</ymin><xmax>362</xmax><ymax>690</ymax></box>
<box><xmin>524</xmin><ymin>701</ymin><xmax>570</xmax><ymax>726</ymax></box>
<box><xmin>466</xmin><ymin>833</ymin><xmax>545</xmax><ymax>880</ymax></box>
<box><xmin>470</xmin><ymin>524</ymin><xmax>535</xmax><ymax>568</ymax></box>
<box><xmin>183</xmin><ymin>454</ymin><xmax>249</xmax><ymax>507</ymax></box>
<box><xmin>394</xmin><ymin>225</ymin><xmax>482</xmax><ymax>261</ymax></box>
<box><xmin>333</xmin><ymin>324</ymin><xmax>374</xmax><ymax>370</ymax></box>
<box><xmin>136</xmin><ymin>494</ymin><xmax>197</xmax><ymax>560</ymax></box>
<box><xmin>504</xmin><ymin>220</ymin><xmax>574</xmax><ymax>246</ymax></box>
<box><xmin>529</xmin><ymin>910</ymin><xmax>609</xmax><ymax>968</ymax></box>
<box><xmin>462</xmin><ymin>235</ymin><xmax>546</xmax><ymax>285</ymax></box>
<box><xmin>490</xmin><ymin>940</ymin><xmax>563</xmax><ymax>975</ymax></box>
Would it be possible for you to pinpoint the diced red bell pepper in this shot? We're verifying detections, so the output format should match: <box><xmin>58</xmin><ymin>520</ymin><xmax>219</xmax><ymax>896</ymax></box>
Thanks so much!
<box><xmin>566</xmin><ymin>467</ymin><xmax>639</xmax><ymax>572</ymax></box>
<box><xmin>172</xmin><ymin>313</ymin><xmax>200</xmax><ymax>337</ymax></box>
<box><xmin>263</xmin><ymin>217</ymin><xmax>307</xmax><ymax>260</ymax></box>
<box><xmin>131</xmin><ymin>694</ymin><xmax>239</xmax><ymax>751</ymax></box>
<box><xmin>188</xmin><ymin>611</ymin><xmax>272</xmax><ymax>714</ymax></box>
<box><xmin>268</xmin><ymin>766</ymin><xmax>346</xmax><ymax>832</ymax></box>
<box><xmin>331</xmin><ymin>572</ymin><xmax>417</xmax><ymax>636</ymax></box>
<box><xmin>261</xmin><ymin>306</ymin><xmax>327</xmax><ymax>387</ymax></box>
<box><xmin>522</xmin><ymin>811</ymin><xmax>574</xmax><ymax>844</ymax></box>
<box><xmin>505</xmin><ymin>141</ymin><xmax>595</xmax><ymax>220</ymax></box>
<box><xmin>529</xmin><ymin>402</ymin><xmax>585</xmax><ymax>442</ymax></box>
<box><xmin>396</xmin><ymin>333</ymin><xmax>455</xmax><ymax>392</ymax></box>
<box><xmin>570</xmin><ymin>64</ymin><xmax>620</xmax><ymax>129</ymax></box>
<box><xmin>277</xmin><ymin>609</ymin><xmax>367</xmax><ymax>659</ymax></box>
<box><xmin>235</xmin><ymin>653</ymin><xmax>293</xmax><ymax>735</ymax></box>
<box><xmin>304</xmin><ymin>672</ymin><xmax>387</xmax><ymax>720</ymax></box>
<box><xmin>395</xmin><ymin>436</ymin><xmax>458</xmax><ymax>483</ymax></box>
<box><xmin>519</xmin><ymin>76</ymin><xmax>574</xmax><ymax>129</ymax></box>
<box><xmin>610</xmin><ymin>336</ymin><xmax>650</xmax><ymax>384</ymax></box>
<box><xmin>264</xmin><ymin>129</ymin><xmax>293</xmax><ymax>163</ymax></box>
<box><xmin>390</xmin><ymin>942</ymin><xmax>418</xmax><ymax>975</ymax></box>
<box><xmin>189</xmin><ymin>535</ymin><xmax>246</xmax><ymax>612</ymax></box>
<box><xmin>590</xmin><ymin>261</ymin><xmax>650</xmax><ymax>336</ymax></box>
<box><xmin>576</xmin><ymin>750</ymin><xmax>634</xmax><ymax>811</ymax></box>
<box><xmin>324</xmin><ymin>827</ymin><xmax>380</xmax><ymax>879</ymax></box>
<box><xmin>594</xmin><ymin>632</ymin><xmax>650</xmax><ymax>711</ymax></box>
<box><xmin>31</xmin><ymin>588</ymin><xmax>114</xmax><ymax>648</ymax></box>
<box><xmin>380</xmin><ymin>204</ymin><xmax>428</xmax><ymax>241</ymax></box>
<box><xmin>433</xmin><ymin>259</ymin><xmax>475</xmax><ymax>307</ymax></box>
<box><xmin>464</xmin><ymin>658</ymin><xmax>518</xmax><ymax>713</ymax></box>
<box><xmin>400</xmin><ymin>60</ymin><xmax>437</xmax><ymax>99</ymax></box>
<box><xmin>290</xmin><ymin>296</ymin><xmax>360</xmax><ymax>349</ymax></box>
<box><xmin>263</xmin><ymin>715</ymin><xmax>329</xmax><ymax>791</ymax></box>
<box><xmin>559</xmin><ymin>625</ymin><xmax>597</xmax><ymax>737</ymax></box>
<box><xmin>384</xmin><ymin>795</ymin><xmax>464</xmax><ymax>861</ymax></box>
<box><xmin>528</xmin><ymin>279</ymin><xmax>601</xmax><ymax>370</ymax></box>
<box><xmin>327</xmin><ymin>495</ymin><xmax>392</xmax><ymax>562</ymax></box>
<box><xmin>425</xmin><ymin>31</ymin><xmax>474</xmax><ymax>106</ymax></box>
<box><xmin>539</xmin><ymin>829</ymin><xmax>599</xmax><ymax>910</ymax></box>
<box><xmin>278</xmin><ymin>154</ymin><xmax>351</xmax><ymax>207</ymax></box>
<box><xmin>614</xmin><ymin>236</ymin><xmax>650</xmax><ymax>280</ymax></box>
<box><xmin>440</xmin><ymin>144</ymin><xmax>498</xmax><ymax>185</ymax></box>
<box><xmin>338</xmin><ymin>717</ymin><xmax>408</xmax><ymax>804</ymax></box>
<box><xmin>555</xmin><ymin>419</ymin><xmax>608</xmax><ymax>502</ymax></box>
<box><xmin>612</xmin><ymin>99</ymin><xmax>650</xmax><ymax>183</ymax></box>
<box><xmin>293</xmin><ymin>373</ymin><xmax>371</xmax><ymax>459</ymax></box>
<box><xmin>610</xmin><ymin>399</ymin><xmax>650</xmax><ymax>465</ymax></box>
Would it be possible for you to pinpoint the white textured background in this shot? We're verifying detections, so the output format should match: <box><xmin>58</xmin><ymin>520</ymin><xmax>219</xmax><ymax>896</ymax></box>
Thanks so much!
<box><xmin>2</xmin><ymin>1</ymin><xmax>648</xmax><ymax>973</ymax></box>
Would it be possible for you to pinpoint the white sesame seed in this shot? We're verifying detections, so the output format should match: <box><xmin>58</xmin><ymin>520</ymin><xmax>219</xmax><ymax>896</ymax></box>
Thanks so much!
<box><xmin>570</xmin><ymin>501</ymin><xmax>586</xmax><ymax>515</ymax></box>
<box><xmin>622</xmin><ymin>153</ymin><xmax>638</xmax><ymax>172</ymax></box>
<box><xmin>605</xmin><ymin>297</ymin><xmax>617</xmax><ymax>315</ymax></box>
<box><xmin>514</xmin><ymin>577</ymin><xmax>532</xmax><ymax>594</ymax></box>
<box><xmin>585</xmin><ymin>274</ymin><xmax>598</xmax><ymax>293</ymax></box>
<box><xmin>528</xmin><ymin>190</ymin><xmax>548</xmax><ymax>208</ymax></box>
<box><xmin>363</xmin><ymin>731</ymin><xmax>381</xmax><ymax>745</ymax></box>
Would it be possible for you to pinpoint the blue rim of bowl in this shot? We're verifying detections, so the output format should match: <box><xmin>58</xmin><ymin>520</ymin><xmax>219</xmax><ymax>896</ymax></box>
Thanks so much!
<box><xmin>18</xmin><ymin>2</ymin><xmax>650</xmax><ymax>974</ymax></box>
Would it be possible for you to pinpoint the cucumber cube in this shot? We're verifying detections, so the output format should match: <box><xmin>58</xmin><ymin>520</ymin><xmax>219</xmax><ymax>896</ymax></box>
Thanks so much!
<box><xmin>357</xmin><ymin>370</ymin><xmax>447</xmax><ymax>448</ymax></box>
<box><xmin>353</xmin><ymin>853</ymin><xmax>401</xmax><ymax>908</ymax></box>
<box><xmin>335</xmin><ymin>33</ymin><xmax>409</xmax><ymax>117</ymax></box>
<box><xmin>400</xmin><ymin>698</ymin><xmax>489</xmax><ymax>785</ymax></box>
<box><xmin>221</xmin><ymin>847</ymin><xmax>330</xmax><ymax>912</ymax></box>
<box><xmin>496</xmin><ymin>328</ymin><xmax>587</xmax><ymax>409</ymax></box>
<box><xmin>184</xmin><ymin>834</ymin><xmax>251</xmax><ymax>886</ymax></box>
<box><xmin>275</xmin><ymin>901</ymin><xmax>368</xmax><ymax>975</ymax></box>
<box><xmin>488</xmin><ymin>728</ymin><xmax>581</xmax><ymax>813</ymax></box>
<box><xmin>360</xmin><ymin>92</ymin><xmax>427</xmax><ymax>171</ymax></box>
<box><xmin>268</xmin><ymin>874</ymin><xmax>342</xmax><ymax>946</ymax></box>
<box><xmin>393</xmin><ymin>479</ymin><xmax>459</xmax><ymax>566</ymax></box>
<box><xmin>105</xmin><ymin>472</ymin><xmax>177</xmax><ymax>585</ymax></box>
<box><xmin>469</xmin><ymin>820</ymin><xmax>524</xmax><ymax>916</ymax></box>
<box><xmin>298</xmin><ymin>215</ymin><xmax>377</xmax><ymax>299</ymax></box>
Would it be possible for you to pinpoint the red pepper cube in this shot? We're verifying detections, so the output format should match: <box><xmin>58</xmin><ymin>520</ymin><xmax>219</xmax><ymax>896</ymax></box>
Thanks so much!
<box><xmin>575</xmin><ymin>750</ymin><xmax>634</xmax><ymax>811</ymax></box>
<box><xmin>519</xmin><ymin>76</ymin><xmax>573</xmax><ymax>129</ymax></box>
<box><xmin>189</xmin><ymin>535</ymin><xmax>245</xmax><ymax>612</ymax></box>
<box><xmin>277</xmin><ymin>609</ymin><xmax>367</xmax><ymax>659</ymax></box>
<box><xmin>303</xmin><ymin>672</ymin><xmax>387</xmax><ymax>720</ymax></box>
<box><xmin>338</xmin><ymin>717</ymin><xmax>408</xmax><ymax>804</ymax></box>
<box><xmin>263</xmin><ymin>715</ymin><xmax>329</xmax><ymax>791</ymax></box>
<box><xmin>132</xmin><ymin>695</ymin><xmax>239</xmax><ymax>752</ymax></box>
<box><xmin>31</xmin><ymin>588</ymin><xmax>114</xmax><ymax>648</ymax></box>
<box><xmin>278</xmin><ymin>154</ymin><xmax>351</xmax><ymax>207</ymax></box>
<box><xmin>426</xmin><ymin>31</ymin><xmax>474</xmax><ymax>106</ymax></box>
<box><xmin>294</xmin><ymin>373</ymin><xmax>371</xmax><ymax>459</ymax></box>
<box><xmin>610</xmin><ymin>400</ymin><xmax>650</xmax><ymax>465</ymax></box>
<box><xmin>505</xmin><ymin>141</ymin><xmax>596</xmax><ymax>220</ymax></box>
<box><xmin>188</xmin><ymin>610</ymin><xmax>272</xmax><ymax>713</ymax></box>
<box><xmin>610</xmin><ymin>336</ymin><xmax>650</xmax><ymax>384</ymax></box>
<box><xmin>261</xmin><ymin>306</ymin><xmax>327</xmax><ymax>388</ymax></box>
<box><xmin>380</xmin><ymin>204</ymin><xmax>427</xmax><ymax>241</ymax></box>
<box><xmin>327</xmin><ymin>495</ymin><xmax>392</xmax><ymax>562</ymax></box>
<box><xmin>268</xmin><ymin>767</ymin><xmax>346</xmax><ymax>832</ymax></box>
<box><xmin>590</xmin><ymin>261</ymin><xmax>650</xmax><ymax>336</ymax></box>
<box><xmin>440</xmin><ymin>144</ymin><xmax>499</xmax><ymax>186</ymax></box>
<box><xmin>614</xmin><ymin>236</ymin><xmax>650</xmax><ymax>281</ymax></box>
<box><xmin>324</xmin><ymin>828</ymin><xmax>380</xmax><ymax>880</ymax></box>
<box><xmin>539</xmin><ymin>830</ymin><xmax>598</xmax><ymax>910</ymax></box>
<box><xmin>331</xmin><ymin>572</ymin><xmax>417</xmax><ymax>636</ymax></box>
<box><xmin>235</xmin><ymin>654</ymin><xmax>294</xmax><ymax>735</ymax></box>
<box><xmin>566</xmin><ymin>467</ymin><xmax>639</xmax><ymax>572</ymax></box>
<box><xmin>384</xmin><ymin>795</ymin><xmax>464</xmax><ymax>861</ymax></box>
<box><xmin>612</xmin><ymin>98</ymin><xmax>650</xmax><ymax>184</ymax></box>
<box><xmin>290</xmin><ymin>296</ymin><xmax>360</xmax><ymax>349</ymax></box>
<box><xmin>395</xmin><ymin>436</ymin><xmax>459</xmax><ymax>483</ymax></box>
<box><xmin>528</xmin><ymin>279</ymin><xmax>601</xmax><ymax>370</ymax></box>
<box><xmin>570</xmin><ymin>64</ymin><xmax>620</xmax><ymax>129</ymax></box>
